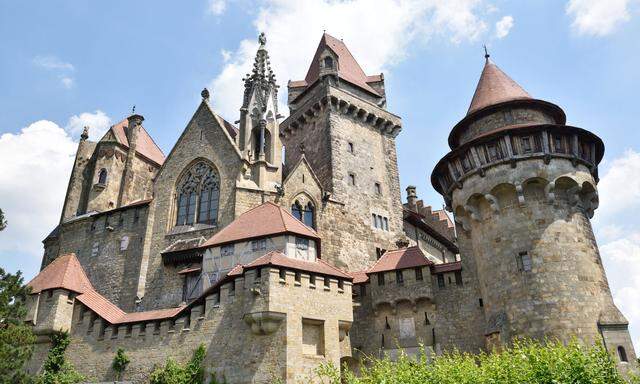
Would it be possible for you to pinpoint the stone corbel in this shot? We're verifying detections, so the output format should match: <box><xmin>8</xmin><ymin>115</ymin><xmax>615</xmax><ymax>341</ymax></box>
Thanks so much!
<box><xmin>515</xmin><ymin>184</ymin><xmax>525</xmax><ymax>206</ymax></box>
<box><xmin>338</xmin><ymin>320</ymin><xmax>352</xmax><ymax>341</ymax></box>
<box><xmin>464</xmin><ymin>204</ymin><xmax>480</xmax><ymax>222</ymax></box>
<box><xmin>454</xmin><ymin>215</ymin><xmax>470</xmax><ymax>232</ymax></box>
<box><xmin>544</xmin><ymin>181</ymin><xmax>556</xmax><ymax>204</ymax></box>
<box><xmin>484</xmin><ymin>194</ymin><xmax>500</xmax><ymax>213</ymax></box>
<box><xmin>243</xmin><ymin>311</ymin><xmax>285</xmax><ymax>335</ymax></box>
<box><xmin>567</xmin><ymin>185</ymin><xmax>582</xmax><ymax>207</ymax></box>
<box><xmin>585</xmin><ymin>191</ymin><xmax>599</xmax><ymax>218</ymax></box>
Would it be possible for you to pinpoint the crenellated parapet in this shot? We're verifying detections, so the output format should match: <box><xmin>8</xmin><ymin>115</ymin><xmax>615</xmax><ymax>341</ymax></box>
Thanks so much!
<box><xmin>281</xmin><ymin>86</ymin><xmax>402</xmax><ymax>139</ymax></box>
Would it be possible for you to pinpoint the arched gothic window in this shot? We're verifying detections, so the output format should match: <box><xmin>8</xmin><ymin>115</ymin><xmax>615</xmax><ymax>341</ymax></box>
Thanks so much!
<box><xmin>291</xmin><ymin>199</ymin><xmax>315</xmax><ymax>229</ymax></box>
<box><xmin>98</xmin><ymin>168</ymin><xmax>108</xmax><ymax>185</ymax></box>
<box><xmin>176</xmin><ymin>161</ymin><xmax>220</xmax><ymax>226</ymax></box>
<box><xmin>324</xmin><ymin>56</ymin><xmax>334</xmax><ymax>69</ymax></box>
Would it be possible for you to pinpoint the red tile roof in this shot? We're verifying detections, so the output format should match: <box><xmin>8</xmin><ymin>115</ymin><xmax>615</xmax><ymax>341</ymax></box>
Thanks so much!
<box><xmin>28</xmin><ymin>253</ymin><xmax>93</xmax><ymax>294</ymax></box>
<box><xmin>244</xmin><ymin>251</ymin><xmax>352</xmax><ymax>279</ymax></box>
<box><xmin>27</xmin><ymin>253</ymin><xmax>186</xmax><ymax>324</ymax></box>
<box><xmin>297</xmin><ymin>33</ymin><xmax>380</xmax><ymax>96</ymax></box>
<box><xmin>213</xmin><ymin>114</ymin><xmax>239</xmax><ymax>140</ymax></box>
<box><xmin>368</xmin><ymin>246</ymin><xmax>433</xmax><ymax>274</ymax></box>
<box><xmin>467</xmin><ymin>59</ymin><xmax>531</xmax><ymax>115</ymax></box>
<box><xmin>431</xmin><ymin>261</ymin><xmax>462</xmax><ymax>274</ymax></box>
<box><xmin>349</xmin><ymin>270</ymin><xmax>369</xmax><ymax>284</ymax></box>
<box><xmin>200</xmin><ymin>202</ymin><xmax>319</xmax><ymax>248</ymax></box>
<box><xmin>108</xmin><ymin>118</ymin><xmax>166</xmax><ymax>165</ymax></box>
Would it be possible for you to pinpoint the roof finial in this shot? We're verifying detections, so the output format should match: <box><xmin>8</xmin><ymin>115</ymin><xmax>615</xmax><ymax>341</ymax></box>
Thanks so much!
<box><xmin>131</xmin><ymin>105</ymin><xmax>136</xmax><ymax>114</ymax></box>
<box><xmin>258</xmin><ymin>32</ymin><xmax>266</xmax><ymax>47</ymax></box>
<box><xmin>80</xmin><ymin>126</ymin><xmax>89</xmax><ymax>141</ymax></box>
<box><xmin>483</xmin><ymin>45</ymin><xmax>490</xmax><ymax>61</ymax></box>
<box><xmin>201</xmin><ymin>87</ymin><xmax>210</xmax><ymax>102</ymax></box>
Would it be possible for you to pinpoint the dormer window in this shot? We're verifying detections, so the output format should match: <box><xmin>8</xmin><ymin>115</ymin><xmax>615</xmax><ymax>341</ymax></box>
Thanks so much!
<box><xmin>323</xmin><ymin>56</ymin><xmax>334</xmax><ymax>69</ymax></box>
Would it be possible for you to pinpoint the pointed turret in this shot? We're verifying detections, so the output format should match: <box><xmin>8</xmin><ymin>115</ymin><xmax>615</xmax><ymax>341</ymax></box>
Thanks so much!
<box><xmin>467</xmin><ymin>58</ymin><xmax>531</xmax><ymax>115</ymax></box>
<box><xmin>448</xmin><ymin>56</ymin><xmax>566</xmax><ymax>149</ymax></box>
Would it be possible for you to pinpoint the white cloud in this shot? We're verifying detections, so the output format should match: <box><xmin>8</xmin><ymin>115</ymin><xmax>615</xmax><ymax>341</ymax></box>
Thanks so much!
<box><xmin>65</xmin><ymin>110</ymin><xmax>112</xmax><ymax>139</ymax></box>
<box><xmin>221</xmin><ymin>49</ymin><xmax>232</xmax><ymax>62</ymax></box>
<box><xmin>60</xmin><ymin>76</ymin><xmax>75</xmax><ymax>89</ymax></box>
<box><xmin>32</xmin><ymin>55</ymin><xmax>75</xmax><ymax>71</ymax></box>
<box><xmin>209</xmin><ymin>0</ymin><xmax>490</xmax><ymax>120</ymax></box>
<box><xmin>33</xmin><ymin>55</ymin><xmax>76</xmax><ymax>89</ymax></box>
<box><xmin>594</xmin><ymin>149</ymin><xmax>640</xmax><ymax>354</ymax></box>
<box><xmin>566</xmin><ymin>0</ymin><xmax>632</xmax><ymax>36</ymax></box>
<box><xmin>0</xmin><ymin>121</ymin><xmax>77</xmax><ymax>274</ymax></box>
<box><xmin>495</xmin><ymin>15</ymin><xmax>514</xmax><ymax>38</ymax></box>
<box><xmin>208</xmin><ymin>0</ymin><xmax>226</xmax><ymax>15</ymax></box>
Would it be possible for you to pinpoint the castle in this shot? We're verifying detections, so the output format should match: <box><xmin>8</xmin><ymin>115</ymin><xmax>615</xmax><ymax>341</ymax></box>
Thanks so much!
<box><xmin>24</xmin><ymin>33</ymin><xmax>636</xmax><ymax>382</ymax></box>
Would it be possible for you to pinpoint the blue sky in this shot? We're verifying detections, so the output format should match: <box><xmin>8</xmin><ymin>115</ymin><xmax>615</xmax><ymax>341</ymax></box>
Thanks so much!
<box><xmin>1</xmin><ymin>0</ymin><xmax>639</xmax><ymax>352</ymax></box>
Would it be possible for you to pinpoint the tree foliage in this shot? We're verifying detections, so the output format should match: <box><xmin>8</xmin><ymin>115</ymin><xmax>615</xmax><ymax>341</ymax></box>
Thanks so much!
<box><xmin>0</xmin><ymin>267</ymin><xmax>36</xmax><ymax>383</ymax></box>
<box><xmin>112</xmin><ymin>348</ymin><xmax>130</xmax><ymax>380</ymax></box>
<box><xmin>149</xmin><ymin>343</ymin><xmax>207</xmax><ymax>384</ymax></box>
<box><xmin>317</xmin><ymin>339</ymin><xmax>637</xmax><ymax>384</ymax></box>
<box><xmin>0</xmin><ymin>208</ymin><xmax>6</xmax><ymax>231</ymax></box>
<box><xmin>39</xmin><ymin>331</ymin><xmax>84</xmax><ymax>384</ymax></box>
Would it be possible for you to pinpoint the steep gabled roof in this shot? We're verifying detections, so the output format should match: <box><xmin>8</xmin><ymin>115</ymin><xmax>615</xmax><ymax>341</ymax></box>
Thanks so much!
<box><xmin>105</xmin><ymin>119</ymin><xmax>166</xmax><ymax>165</ymax></box>
<box><xmin>296</xmin><ymin>33</ymin><xmax>380</xmax><ymax>96</ymax></box>
<box><xmin>244</xmin><ymin>250</ymin><xmax>352</xmax><ymax>279</ymax></box>
<box><xmin>200</xmin><ymin>202</ymin><xmax>319</xmax><ymax>248</ymax></box>
<box><xmin>467</xmin><ymin>59</ymin><xmax>531</xmax><ymax>115</ymax></box>
<box><xmin>28</xmin><ymin>253</ymin><xmax>92</xmax><ymax>294</ymax></box>
<box><xmin>368</xmin><ymin>246</ymin><xmax>433</xmax><ymax>274</ymax></box>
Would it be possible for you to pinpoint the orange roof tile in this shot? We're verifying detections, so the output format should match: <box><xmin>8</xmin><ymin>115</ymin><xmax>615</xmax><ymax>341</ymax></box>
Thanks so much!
<box><xmin>118</xmin><ymin>306</ymin><xmax>186</xmax><ymax>324</ymax></box>
<box><xmin>431</xmin><ymin>261</ymin><xmax>462</xmax><ymax>274</ymax></box>
<box><xmin>27</xmin><ymin>253</ymin><xmax>93</xmax><ymax>294</ymax></box>
<box><xmin>76</xmin><ymin>289</ymin><xmax>126</xmax><ymax>324</ymax></box>
<box><xmin>108</xmin><ymin>119</ymin><xmax>166</xmax><ymax>165</ymax></box>
<box><xmin>298</xmin><ymin>33</ymin><xmax>380</xmax><ymax>96</ymax></box>
<box><xmin>467</xmin><ymin>59</ymin><xmax>531</xmax><ymax>115</ymax></box>
<box><xmin>244</xmin><ymin>251</ymin><xmax>352</xmax><ymax>279</ymax></box>
<box><xmin>368</xmin><ymin>246</ymin><xmax>433</xmax><ymax>274</ymax></box>
<box><xmin>349</xmin><ymin>270</ymin><xmax>369</xmax><ymax>284</ymax></box>
<box><xmin>201</xmin><ymin>202</ymin><xmax>319</xmax><ymax>248</ymax></box>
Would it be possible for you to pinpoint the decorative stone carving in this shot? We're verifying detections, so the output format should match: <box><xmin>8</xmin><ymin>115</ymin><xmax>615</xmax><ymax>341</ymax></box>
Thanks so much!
<box><xmin>484</xmin><ymin>194</ymin><xmax>500</xmax><ymax>213</ymax></box>
<box><xmin>243</xmin><ymin>311</ymin><xmax>285</xmax><ymax>335</ymax></box>
<box><xmin>515</xmin><ymin>184</ymin><xmax>525</xmax><ymax>206</ymax></box>
<box><xmin>338</xmin><ymin>320</ymin><xmax>352</xmax><ymax>341</ymax></box>
<box><xmin>544</xmin><ymin>181</ymin><xmax>556</xmax><ymax>203</ymax></box>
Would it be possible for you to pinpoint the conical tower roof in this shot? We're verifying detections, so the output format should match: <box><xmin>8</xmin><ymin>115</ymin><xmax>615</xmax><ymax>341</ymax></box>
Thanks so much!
<box><xmin>467</xmin><ymin>58</ymin><xmax>531</xmax><ymax>115</ymax></box>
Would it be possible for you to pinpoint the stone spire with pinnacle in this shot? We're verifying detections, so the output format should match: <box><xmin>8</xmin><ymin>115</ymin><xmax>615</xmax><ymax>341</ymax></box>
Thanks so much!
<box><xmin>242</xmin><ymin>32</ymin><xmax>278</xmax><ymax>114</ymax></box>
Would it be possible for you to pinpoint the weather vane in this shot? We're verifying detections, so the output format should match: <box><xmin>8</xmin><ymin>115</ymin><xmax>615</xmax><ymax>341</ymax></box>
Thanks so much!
<box><xmin>131</xmin><ymin>105</ymin><xmax>136</xmax><ymax>114</ymax></box>
<box><xmin>483</xmin><ymin>45</ymin><xmax>490</xmax><ymax>60</ymax></box>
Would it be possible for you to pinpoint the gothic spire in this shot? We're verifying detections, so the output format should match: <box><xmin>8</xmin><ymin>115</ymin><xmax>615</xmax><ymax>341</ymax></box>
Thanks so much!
<box><xmin>467</xmin><ymin>57</ymin><xmax>531</xmax><ymax>115</ymax></box>
<box><xmin>242</xmin><ymin>33</ymin><xmax>278</xmax><ymax>115</ymax></box>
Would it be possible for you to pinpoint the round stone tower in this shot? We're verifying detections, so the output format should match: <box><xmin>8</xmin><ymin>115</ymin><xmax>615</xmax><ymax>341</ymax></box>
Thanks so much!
<box><xmin>431</xmin><ymin>56</ymin><xmax>635</xmax><ymax>368</ymax></box>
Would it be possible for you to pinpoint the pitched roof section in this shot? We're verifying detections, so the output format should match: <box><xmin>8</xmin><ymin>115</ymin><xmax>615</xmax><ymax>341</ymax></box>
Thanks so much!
<box><xmin>106</xmin><ymin>118</ymin><xmax>166</xmax><ymax>165</ymax></box>
<box><xmin>368</xmin><ymin>246</ymin><xmax>433</xmax><ymax>274</ymax></box>
<box><xmin>299</xmin><ymin>33</ymin><xmax>380</xmax><ymax>96</ymax></box>
<box><xmin>467</xmin><ymin>59</ymin><xmax>531</xmax><ymax>115</ymax></box>
<box><xmin>244</xmin><ymin>251</ymin><xmax>352</xmax><ymax>279</ymax></box>
<box><xmin>27</xmin><ymin>253</ymin><xmax>93</xmax><ymax>294</ymax></box>
<box><xmin>201</xmin><ymin>202</ymin><xmax>319</xmax><ymax>248</ymax></box>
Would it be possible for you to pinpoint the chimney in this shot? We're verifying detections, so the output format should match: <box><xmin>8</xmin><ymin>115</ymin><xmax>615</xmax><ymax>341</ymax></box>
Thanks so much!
<box><xmin>126</xmin><ymin>114</ymin><xmax>144</xmax><ymax>151</ymax></box>
<box><xmin>406</xmin><ymin>185</ymin><xmax>418</xmax><ymax>209</ymax></box>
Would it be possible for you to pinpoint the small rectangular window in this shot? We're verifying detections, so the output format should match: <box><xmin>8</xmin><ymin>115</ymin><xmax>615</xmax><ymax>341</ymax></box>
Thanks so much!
<box><xmin>378</xmin><ymin>273</ymin><xmax>385</xmax><ymax>286</ymax></box>
<box><xmin>295</xmin><ymin>271</ymin><xmax>301</xmax><ymax>283</ymax></box>
<box><xmin>324</xmin><ymin>277</ymin><xmax>330</xmax><ymax>288</ymax></box>
<box><xmin>479</xmin><ymin>298</ymin><xmax>484</xmax><ymax>307</ymax></box>
<box><xmin>221</xmin><ymin>244</ymin><xmax>235</xmax><ymax>256</ymax></box>
<box><xmin>348</xmin><ymin>173</ymin><xmax>356</xmax><ymax>186</ymax></box>
<box><xmin>396</xmin><ymin>270</ymin><xmax>404</xmax><ymax>285</ymax></box>
<box><xmin>522</xmin><ymin>137</ymin><xmax>532</xmax><ymax>153</ymax></box>
<box><xmin>295</xmin><ymin>237</ymin><xmax>309</xmax><ymax>250</ymax></box>
<box><xmin>374</xmin><ymin>182</ymin><xmax>382</xmax><ymax>195</ymax></box>
<box><xmin>383</xmin><ymin>217</ymin><xmax>389</xmax><ymax>231</ymax></box>
<box><xmin>255</xmin><ymin>267</ymin><xmax>262</xmax><ymax>280</ymax></box>
<box><xmin>455</xmin><ymin>271</ymin><xmax>463</xmax><ymax>286</ymax></box>
<box><xmin>415</xmin><ymin>267</ymin><xmax>423</xmax><ymax>281</ymax></box>
<box><xmin>279</xmin><ymin>269</ymin><xmax>286</xmax><ymax>281</ymax></box>
<box><xmin>360</xmin><ymin>284</ymin><xmax>366</xmax><ymax>297</ymax></box>
<box><xmin>338</xmin><ymin>279</ymin><xmax>344</xmax><ymax>290</ymax></box>
<box><xmin>252</xmin><ymin>239</ymin><xmax>267</xmax><ymax>251</ymax></box>
<box><xmin>437</xmin><ymin>274</ymin><xmax>445</xmax><ymax>289</ymax></box>
<box><xmin>372</xmin><ymin>214</ymin><xmax>377</xmax><ymax>228</ymax></box>
<box><xmin>309</xmin><ymin>275</ymin><xmax>316</xmax><ymax>286</ymax></box>
<box><xmin>517</xmin><ymin>251</ymin><xmax>532</xmax><ymax>272</ymax></box>
<box><xmin>348</xmin><ymin>142</ymin><xmax>354</xmax><ymax>153</ymax></box>
<box><xmin>554</xmin><ymin>136</ymin><xmax>564</xmax><ymax>153</ymax></box>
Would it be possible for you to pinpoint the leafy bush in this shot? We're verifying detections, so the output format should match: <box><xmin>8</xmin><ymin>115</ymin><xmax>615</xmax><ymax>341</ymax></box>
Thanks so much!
<box><xmin>317</xmin><ymin>339</ymin><xmax>633</xmax><ymax>384</ymax></box>
<box><xmin>149</xmin><ymin>344</ymin><xmax>206</xmax><ymax>384</ymax></box>
<box><xmin>38</xmin><ymin>331</ymin><xmax>84</xmax><ymax>384</ymax></box>
<box><xmin>112</xmin><ymin>348</ymin><xmax>130</xmax><ymax>380</ymax></box>
<box><xmin>0</xmin><ymin>267</ymin><xmax>36</xmax><ymax>384</ymax></box>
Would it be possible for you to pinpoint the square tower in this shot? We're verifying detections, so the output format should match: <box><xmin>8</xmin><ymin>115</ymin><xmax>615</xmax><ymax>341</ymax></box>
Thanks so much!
<box><xmin>281</xmin><ymin>34</ymin><xmax>403</xmax><ymax>271</ymax></box>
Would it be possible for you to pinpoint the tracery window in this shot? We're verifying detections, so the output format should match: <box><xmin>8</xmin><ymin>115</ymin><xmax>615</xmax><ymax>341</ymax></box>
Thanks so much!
<box><xmin>176</xmin><ymin>161</ymin><xmax>220</xmax><ymax>226</ymax></box>
<box><xmin>291</xmin><ymin>199</ymin><xmax>315</xmax><ymax>229</ymax></box>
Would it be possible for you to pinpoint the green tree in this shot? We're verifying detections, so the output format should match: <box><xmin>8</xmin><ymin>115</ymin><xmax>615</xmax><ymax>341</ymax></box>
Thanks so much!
<box><xmin>317</xmin><ymin>339</ymin><xmax>632</xmax><ymax>384</ymax></box>
<box><xmin>149</xmin><ymin>344</ymin><xmax>206</xmax><ymax>384</ymax></box>
<box><xmin>0</xmin><ymin>267</ymin><xmax>36</xmax><ymax>383</ymax></box>
<box><xmin>0</xmin><ymin>208</ymin><xmax>6</xmax><ymax>231</ymax></box>
<box><xmin>112</xmin><ymin>348</ymin><xmax>130</xmax><ymax>381</ymax></box>
<box><xmin>39</xmin><ymin>331</ymin><xmax>84</xmax><ymax>384</ymax></box>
